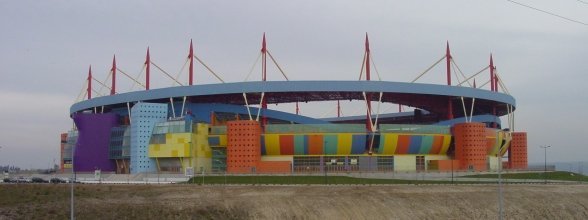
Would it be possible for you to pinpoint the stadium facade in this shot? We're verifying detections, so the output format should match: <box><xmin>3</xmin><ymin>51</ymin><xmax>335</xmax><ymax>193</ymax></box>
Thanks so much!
<box><xmin>61</xmin><ymin>36</ymin><xmax>527</xmax><ymax>174</ymax></box>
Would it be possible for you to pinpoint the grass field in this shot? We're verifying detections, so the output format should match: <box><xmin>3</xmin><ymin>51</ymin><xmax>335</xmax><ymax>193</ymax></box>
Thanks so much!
<box><xmin>186</xmin><ymin>175</ymin><xmax>480</xmax><ymax>185</ymax></box>
<box><xmin>463</xmin><ymin>171</ymin><xmax>588</xmax><ymax>182</ymax></box>
<box><xmin>187</xmin><ymin>172</ymin><xmax>588</xmax><ymax>185</ymax></box>
<box><xmin>2</xmin><ymin>184</ymin><xmax>588</xmax><ymax>219</ymax></box>
<box><xmin>0</xmin><ymin>184</ymin><xmax>247</xmax><ymax>219</ymax></box>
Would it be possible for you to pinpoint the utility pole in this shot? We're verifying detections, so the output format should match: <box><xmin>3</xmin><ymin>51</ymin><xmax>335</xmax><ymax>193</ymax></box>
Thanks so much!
<box><xmin>497</xmin><ymin>154</ymin><xmax>504</xmax><ymax>220</ymax></box>
<box><xmin>540</xmin><ymin>145</ymin><xmax>551</xmax><ymax>184</ymax></box>
<box><xmin>70</xmin><ymin>143</ymin><xmax>76</xmax><ymax>220</ymax></box>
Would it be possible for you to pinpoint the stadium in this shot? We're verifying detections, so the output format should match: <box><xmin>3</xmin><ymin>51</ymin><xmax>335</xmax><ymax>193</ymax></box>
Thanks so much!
<box><xmin>60</xmin><ymin>35</ymin><xmax>527</xmax><ymax>175</ymax></box>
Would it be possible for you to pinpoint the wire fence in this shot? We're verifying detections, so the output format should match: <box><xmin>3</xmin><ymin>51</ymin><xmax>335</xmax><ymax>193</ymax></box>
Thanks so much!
<box><xmin>4</xmin><ymin>168</ymin><xmax>586</xmax><ymax>185</ymax></box>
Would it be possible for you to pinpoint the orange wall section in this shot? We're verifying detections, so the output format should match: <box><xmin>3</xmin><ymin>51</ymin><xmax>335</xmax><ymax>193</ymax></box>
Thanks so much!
<box><xmin>428</xmin><ymin>160</ymin><xmax>459</xmax><ymax>171</ymax></box>
<box><xmin>454</xmin><ymin>122</ymin><xmax>487</xmax><ymax>171</ymax></box>
<box><xmin>257</xmin><ymin>161</ymin><xmax>291</xmax><ymax>173</ymax></box>
<box><xmin>226</xmin><ymin>120</ymin><xmax>291</xmax><ymax>174</ymax></box>
<box><xmin>226</xmin><ymin>120</ymin><xmax>262</xmax><ymax>173</ymax></box>
<box><xmin>508</xmin><ymin>132</ymin><xmax>528</xmax><ymax>170</ymax></box>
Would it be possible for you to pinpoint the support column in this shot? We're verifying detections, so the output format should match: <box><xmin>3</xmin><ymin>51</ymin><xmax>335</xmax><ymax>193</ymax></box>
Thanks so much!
<box><xmin>111</xmin><ymin>55</ymin><xmax>116</xmax><ymax>95</ymax></box>
<box><xmin>189</xmin><ymin>40</ymin><xmax>194</xmax><ymax>86</ymax></box>
<box><xmin>261</xmin><ymin>34</ymin><xmax>268</xmax><ymax>128</ymax></box>
<box><xmin>146</xmin><ymin>48</ymin><xmax>150</xmax><ymax>90</ymax></box>
<box><xmin>446</xmin><ymin>42</ymin><xmax>453</xmax><ymax>120</ymax></box>
<box><xmin>87</xmin><ymin>66</ymin><xmax>92</xmax><ymax>99</ymax></box>
<box><xmin>490</xmin><ymin>55</ymin><xmax>497</xmax><ymax>128</ymax></box>
<box><xmin>365</xmin><ymin>34</ymin><xmax>373</xmax><ymax>131</ymax></box>
<box><xmin>490</xmin><ymin>54</ymin><xmax>495</xmax><ymax>92</ymax></box>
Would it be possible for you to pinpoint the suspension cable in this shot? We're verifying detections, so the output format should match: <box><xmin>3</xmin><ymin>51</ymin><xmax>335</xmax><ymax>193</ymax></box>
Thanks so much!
<box><xmin>92</xmin><ymin>88</ymin><xmax>104</xmax><ymax>97</ymax></box>
<box><xmin>172</xmin><ymin>59</ymin><xmax>189</xmax><ymax>86</ymax></box>
<box><xmin>451</xmin><ymin>61</ymin><xmax>465</xmax><ymax>86</ymax></box>
<box><xmin>266</xmin><ymin>51</ymin><xmax>289</xmax><ymax>81</ymax></box>
<box><xmin>451</xmin><ymin>58</ymin><xmax>472</xmax><ymax>87</ymax></box>
<box><xmin>456</xmin><ymin>66</ymin><xmax>490</xmax><ymax>86</ymax></box>
<box><xmin>130</xmin><ymin>64</ymin><xmax>146</xmax><ymax>90</ymax></box>
<box><xmin>244</xmin><ymin>52</ymin><xmax>262</xmax><ymax>82</ymax></box>
<box><xmin>77</xmin><ymin>90</ymin><xmax>87</xmax><ymax>102</ymax></box>
<box><xmin>480</xmin><ymin>79</ymin><xmax>491</xmax><ymax>89</ymax></box>
<box><xmin>150</xmin><ymin>61</ymin><xmax>184</xmax><ymax>86</ymax></box>
<box><xmin>93</xmin><ymin>77</ymin><xmax>111</xmax><ymax>90</ymax></box>
<box><xmin>75</xmin><ymin>80</ymin><xmax>88</xmax><ymax>102</ymax></box>
<box><xmin>370</xmin><ymin>53</ymin><xmax>383</xmax><ymax>81</ymax></box>
<box><xmin>358</xmin><ymin>52</ymin><xmax>366</xmax><ymax>80</ymax></box>
<box><xmin>411</xmin><ymin>55</ymin><xmax>445</xmax><ymax>83</ymax></box>
<box><xmin>96</xmin><ymin>70</ymin><xmax>112</xmax><ymax>96</ymax></box>
<box><xmin>495</xmin><ymin>72</ymin><xmax>511</xmax><ymax>94</ymax></box>
<box><xmin>117</xmin><ymin>68</ymin><xmax>146</xmax><ymax>88</ymax></box>
<box><xmin>194</xmin><ymin>55</ymin><xmax>225</xmax><ymax>83</ymax></box>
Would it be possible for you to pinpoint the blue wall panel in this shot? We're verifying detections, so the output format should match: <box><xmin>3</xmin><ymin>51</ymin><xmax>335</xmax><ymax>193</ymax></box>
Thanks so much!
<box><xmin>408</xmin><ymin>136</ymin><xmax>422</xmax><ymax>154</ymax></box>
<box><xmin>351</xmin><ymin>135</ymin><xmax>366</xmax><ymax>154</ymax></box>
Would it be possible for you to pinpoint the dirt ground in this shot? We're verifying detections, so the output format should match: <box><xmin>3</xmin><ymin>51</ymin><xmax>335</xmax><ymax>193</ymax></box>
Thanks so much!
<box><xmin>1</xmin><ymin>184</ymin><xmax>588</xmax><ymax>219</ymax></box>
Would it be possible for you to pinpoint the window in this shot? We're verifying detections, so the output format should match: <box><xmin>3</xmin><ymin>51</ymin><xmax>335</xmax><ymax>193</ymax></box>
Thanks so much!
<box><xmin>416</xmin><ymin>156</ymin><xmax>425</xmax><ymax>171</ymax></box>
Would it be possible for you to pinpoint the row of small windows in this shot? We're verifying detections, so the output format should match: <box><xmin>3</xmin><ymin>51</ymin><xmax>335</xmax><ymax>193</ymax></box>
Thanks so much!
<box><xmin>229</xmin><ymin>149</ymin><xmax>256</xmax><ymax>152</ymax></box>
<box><xmin>462</xmin><ymin>154</ymin><xmax>485</xmax><ymax>157</ymax></box>
<box><xmin>228</xmin><ymin>143</ymin><xmax>257</xmax><ymax>147</ymax></box>
<box><xmin>228</xmin><ymin>165</ymin><xmax>256</xmax><ymax>168</ymax></box>
<box><xmin>229</xmin><ymin>155</ymin><xmax>255</xmax><ymax>157</ymax></box>
<box><xmin>461</xmin><ymin>148</ymin><xmax>485</xmax><ymax>152</ymax></box>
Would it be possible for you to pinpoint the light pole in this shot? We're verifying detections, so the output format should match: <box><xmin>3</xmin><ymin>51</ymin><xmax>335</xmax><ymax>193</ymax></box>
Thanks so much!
<box><xmin>540</xmin><ymin>145</ymin><xmax>551</xmax><ymax>184</ymax></box>
<box><xmin>323</xmin><ymin>140</ymin><xmax>328</xmax><ymax>185</ymax></box>
<box><xmin>70</xmin><ymin>142</ymin><xmax>76</xmax><ymax>220</ymax></box>
<box><xmin>497</xmin><ymin>153</ymin><xmax>504</xmax><ymax>220</ymax></box>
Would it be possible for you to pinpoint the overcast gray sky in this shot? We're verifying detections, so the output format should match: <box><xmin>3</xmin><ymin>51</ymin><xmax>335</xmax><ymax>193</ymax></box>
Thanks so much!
<box><xmin>1</xmin><ymin>0</ymin><xmax>587</xmax><ymax>169</ymax></box>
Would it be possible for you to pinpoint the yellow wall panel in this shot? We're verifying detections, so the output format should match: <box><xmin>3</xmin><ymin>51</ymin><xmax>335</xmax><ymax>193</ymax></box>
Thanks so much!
<box><xmin>191</xmin><ymin>123</ymin><xmax>213</xmax><ymax>171</ymax></box>
<box><xmin>394</xmin><ymin>156</ymin><xmax>416</xmax><ymax>171</ymax></box>
<box><xmin>184</xmin><ymin>143</ymin><xmax>190</xmax><ymax>156</ymax></box>
<box><xmin>439</xmin><ymin>135</ymin><xmax>452</xmax><ymax>154</ymax></box>
<box><xmin>425</xmin><ymin>155</ymin><xmax>450</xmax><ymax>161</ymax></box>
<box><xmin>149</xmin><ymin>143</ymin><xmax>189</xmax><ymax>158</ymax></box>
<box><xmin>382</xmin><ymin>134</ymin><xmax>399</xmax><ymax>155</ymax></box>
<box><xmin>264</xmin><ymin>134</ymin><xmax>281</xmax><ymax>155</ymax></box>
<box><xmin>219</xmin><ymin>135</ymin><xmax>227</xmax><ymax>146</ymax></box>
<box><xmin>261</xmin><ymin>155</ymin><xmax>293</xmax><ymax>162</ymax></box>
<box><xmin>337</xmin><ymin>134</ymin><xmax>352</xmax><ymax>154</ymax></box>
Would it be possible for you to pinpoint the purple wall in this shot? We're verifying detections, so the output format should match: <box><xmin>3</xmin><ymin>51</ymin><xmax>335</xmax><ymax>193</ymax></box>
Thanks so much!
<box><xmin>73</xmin><ymin>113</ymin><xmax>118</xmax><ymax>172</ymax></box>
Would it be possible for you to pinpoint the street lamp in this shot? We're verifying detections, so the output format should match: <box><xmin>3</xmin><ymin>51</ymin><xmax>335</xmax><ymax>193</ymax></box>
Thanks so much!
<box><xmin>540</xmin><ymin>145</ymin><xmax>551</xmax><ymax>184</ymax></box>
